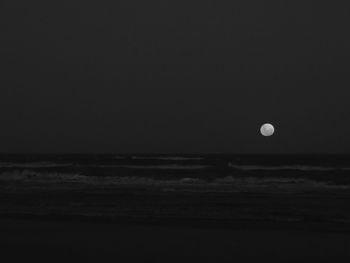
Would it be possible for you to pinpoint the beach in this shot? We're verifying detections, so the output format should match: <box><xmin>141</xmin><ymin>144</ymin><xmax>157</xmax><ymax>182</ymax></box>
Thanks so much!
<box><xmin>0</xmin><ymin>218</ymin><xmax>350</xmax><ymax>262</ymax></box>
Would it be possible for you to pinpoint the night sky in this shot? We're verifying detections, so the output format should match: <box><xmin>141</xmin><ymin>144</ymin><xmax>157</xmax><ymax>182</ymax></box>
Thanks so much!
<box><xmin>1</xmin><ymin>0</ymin><xmax>350</xmax><ymax>153</ymax></box>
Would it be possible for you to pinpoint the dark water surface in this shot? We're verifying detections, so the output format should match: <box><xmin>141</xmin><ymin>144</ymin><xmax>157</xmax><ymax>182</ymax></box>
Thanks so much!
<box><xmin>1</xmin><ymin>154</ymin><xmax>350</xmax><ymax>226</ymax></box>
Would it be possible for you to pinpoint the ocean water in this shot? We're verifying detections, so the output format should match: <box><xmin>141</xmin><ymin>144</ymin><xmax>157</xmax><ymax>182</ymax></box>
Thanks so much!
<box><xmin>1</xmin><ymin>154</ymin><xmax>350</xmax><ymax>225</ymax></box>
<box><xmin>1</xmin><ymin>154</ymin><xmax>350</xmax><ymax>186</ymax></box>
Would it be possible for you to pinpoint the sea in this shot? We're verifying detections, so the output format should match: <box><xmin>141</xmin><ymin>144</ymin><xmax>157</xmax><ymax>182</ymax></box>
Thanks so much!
<box><xmin>1</xmin><ymin>154</ymin><xmax>350</xmax><ymax>227</ymax></box>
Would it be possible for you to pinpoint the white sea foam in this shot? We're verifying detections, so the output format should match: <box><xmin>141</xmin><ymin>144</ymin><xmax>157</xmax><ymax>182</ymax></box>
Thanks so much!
<box><xmin>0</xmin><ymin>162</ymin><xmax>208</xmax><ymax>170</ymax></box>
<box><xmin>0</xmin><ymin>162</ymin><xmax>74</xmax><ymax>168</ymax></box>
<box><xmin>228</xmin><ymin>163</ymin><xmax>350</xmax><ymax>171</ymax></box>
<box><xmin>0</xmin><ymin>170</ymin><xmax>349</xmax><ymax>191</ymax></box>
<box><xmin>213</xmin><ymin>176</ymin><xmax>350</xmax><ymax>190</ymax></box>
<box><xmin>0</xmin><ymin>170</ymin><xmax>86</xmax><ymax>182</ymax></box>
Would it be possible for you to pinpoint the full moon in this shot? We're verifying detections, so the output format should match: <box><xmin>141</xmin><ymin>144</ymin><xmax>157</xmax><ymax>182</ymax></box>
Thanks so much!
<box><xmin>260</xmin><ymin>123</ymin><xmax>275</xmax><ymax>136</ymax></box>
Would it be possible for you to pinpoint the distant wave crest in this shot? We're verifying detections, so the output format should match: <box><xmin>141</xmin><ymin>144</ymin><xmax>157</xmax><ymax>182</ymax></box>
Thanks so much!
<box><xmin>228</xmin><ymin>163</ymin><xmax>350</xmax><ymax>171</ymax></box>
<box><xmin>0</xmin><ymin>162</ymin><xmax>74</xmax><ymax>168</ymax></box>
<box><xmin>131</xmin><ymin>156</ymin><xmax>204</xmax><ymax>161</ymax></box>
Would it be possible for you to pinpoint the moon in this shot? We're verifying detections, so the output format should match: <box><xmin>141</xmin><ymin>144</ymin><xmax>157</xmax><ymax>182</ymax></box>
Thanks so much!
<box><xmin>260</xmin><ymin>123</ymin><xmax>275</xmax><ymax>137</ymax></box>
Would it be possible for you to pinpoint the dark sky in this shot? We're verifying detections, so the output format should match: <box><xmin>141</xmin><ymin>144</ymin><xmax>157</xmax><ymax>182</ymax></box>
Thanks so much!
<box><xmin>1</xmin><ymin>0</ymin><xmax>350</xmax><ymax>153</ymax></box>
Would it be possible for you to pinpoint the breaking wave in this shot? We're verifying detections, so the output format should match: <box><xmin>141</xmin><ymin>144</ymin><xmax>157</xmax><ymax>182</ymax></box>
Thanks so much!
<box><xmin>228</xmin><ymin>163</ymin><xmax>350</xmax><ymax>171</ymax></box>
<box><xmin>0</xmin><ymin>162</ymin><xmax>74</xmax><ymax>168</ymax></box>
<box><xmin>1</xmin><ymin>170</ymin><xmax>349</xmax><ymax>191</ymax></box>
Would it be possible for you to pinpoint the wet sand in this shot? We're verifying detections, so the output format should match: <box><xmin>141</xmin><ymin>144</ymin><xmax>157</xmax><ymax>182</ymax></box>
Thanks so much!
<box><xmin>0</xmin><ymin>218</ymin><xmax>349</xmax><ymax>262</ymax></box>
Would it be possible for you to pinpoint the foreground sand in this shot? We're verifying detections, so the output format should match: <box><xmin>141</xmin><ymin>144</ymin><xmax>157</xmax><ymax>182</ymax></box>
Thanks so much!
<box><xmin>0</xmin><ymin>218</ymin><xmax>349</xmax><ymax>262</ymax></box>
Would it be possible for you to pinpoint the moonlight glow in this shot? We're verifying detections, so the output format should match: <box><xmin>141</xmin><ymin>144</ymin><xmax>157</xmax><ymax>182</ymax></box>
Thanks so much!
<box><xmin>260</xmin><ymin>123</ymin><xmax>275</xmax><ymax>136</ymax></box>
